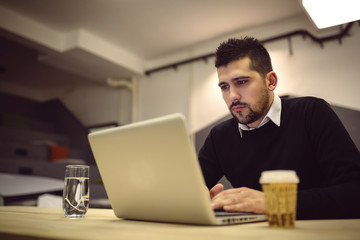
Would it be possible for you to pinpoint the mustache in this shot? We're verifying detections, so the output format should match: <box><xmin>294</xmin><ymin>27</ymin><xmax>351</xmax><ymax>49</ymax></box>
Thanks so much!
<box><xmin>230</xmin><ymin>101</ymin><xmax>249</xmax><ymax>109</ymax></box>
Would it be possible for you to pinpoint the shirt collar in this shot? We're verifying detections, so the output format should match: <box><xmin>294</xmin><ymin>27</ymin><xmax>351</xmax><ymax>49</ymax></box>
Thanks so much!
<box><xmin>238</xmin><ymin>94</ymin><xmax>281</xmax><ymax>136</ymax></box>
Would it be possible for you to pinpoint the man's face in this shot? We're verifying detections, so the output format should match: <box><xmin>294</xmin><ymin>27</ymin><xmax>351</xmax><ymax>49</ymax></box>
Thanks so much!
<box><xmin>217</xmin><ymin>57</ymin><xmax>273</xmax><ymax>128</ymax></box>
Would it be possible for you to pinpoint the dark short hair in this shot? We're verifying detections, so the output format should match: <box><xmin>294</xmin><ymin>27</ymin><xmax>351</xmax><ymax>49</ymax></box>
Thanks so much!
<box><xmin>215</xmin><ymin>37</ymin><xmax>273</xmax><ymax>78</ymax></box>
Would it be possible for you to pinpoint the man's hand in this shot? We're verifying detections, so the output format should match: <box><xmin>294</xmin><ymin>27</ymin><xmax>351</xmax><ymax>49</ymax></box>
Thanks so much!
<box><xmin>210</xmin><ymin>186</ymin><xmax>266</xmax><ymax>214</ymax></box>
<box><xmin>209</xmin><ymin>183</ymin><xmax>224</xmax><ymax>199</ymax></box>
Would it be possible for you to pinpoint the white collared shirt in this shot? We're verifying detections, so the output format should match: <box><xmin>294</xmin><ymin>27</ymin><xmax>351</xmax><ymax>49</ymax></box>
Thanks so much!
<box><xmin>238</xmin><ymin>94</ymin><xmax>281</xmax><ymax>137</ymax></box>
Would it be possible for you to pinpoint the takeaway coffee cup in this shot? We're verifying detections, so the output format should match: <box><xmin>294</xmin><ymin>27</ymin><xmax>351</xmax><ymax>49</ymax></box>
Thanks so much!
<box><xmin>259</xmin><ymin>170</ymin><xmax>299</xmax><ymax>228</ymax></box>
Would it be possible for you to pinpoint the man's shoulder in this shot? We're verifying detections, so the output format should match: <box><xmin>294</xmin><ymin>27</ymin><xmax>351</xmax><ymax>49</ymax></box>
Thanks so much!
<box><xmin>214</xmin><ymin>117</ymin><xmax>237</xmax><ymax>128</ymax></box>
<box><xmin>282</xmin><ymin>96</ymin><xmax>329</xmax><ymax>110</ymax></box>
<box><xmin>210</xmin><ymin>117</ymin><xmax>238</xmax><ymax>135</ymax></box>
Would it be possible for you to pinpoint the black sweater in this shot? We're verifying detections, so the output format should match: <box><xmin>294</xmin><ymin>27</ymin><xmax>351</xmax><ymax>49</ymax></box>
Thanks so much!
<box><xmin>198</xmin><ymin>97</ymin><xmax>360</xmax><ymax>219</ymax></box>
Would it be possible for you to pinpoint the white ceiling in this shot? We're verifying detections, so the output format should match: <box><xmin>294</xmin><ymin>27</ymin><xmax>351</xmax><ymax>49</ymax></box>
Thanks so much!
<box><xmin>0</xmin><ymin>0</ymin><xmax>306</xmax><ymax>89</ymax></box>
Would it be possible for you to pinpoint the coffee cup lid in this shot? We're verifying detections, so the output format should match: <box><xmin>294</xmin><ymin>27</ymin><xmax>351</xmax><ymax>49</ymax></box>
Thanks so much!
<box><xmin>259</xmin><ymin>170</ymin><xmax>299</xmax><ymax>184</ymax></box>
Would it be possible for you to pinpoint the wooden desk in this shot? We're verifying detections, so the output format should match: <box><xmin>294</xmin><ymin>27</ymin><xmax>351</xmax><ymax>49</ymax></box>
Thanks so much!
<box><xmin>0</xmin><ymin>206</ymin><xmax>359</xmax><ymax>240</ymax></box>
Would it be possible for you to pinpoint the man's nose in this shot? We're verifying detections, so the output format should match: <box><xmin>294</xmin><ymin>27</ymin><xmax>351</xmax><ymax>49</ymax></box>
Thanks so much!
<box><xmin>229</xmin><ymin>87</ymin><xmax>241</xmax><ymax>101</ymax></box>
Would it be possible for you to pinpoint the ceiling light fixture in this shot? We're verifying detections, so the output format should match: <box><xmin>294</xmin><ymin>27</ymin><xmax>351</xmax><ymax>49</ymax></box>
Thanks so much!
<box><xmin>301</xmin><ymin>0</ymin><xmax>360</xmax><ymax>29</ymax></box>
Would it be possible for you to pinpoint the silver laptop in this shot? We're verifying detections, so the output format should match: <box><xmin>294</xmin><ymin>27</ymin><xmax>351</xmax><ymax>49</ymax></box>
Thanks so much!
<box><xmin>88</xmin><ymin>113</ymin><xmax>267</xmax><ymax>225</ymax></box>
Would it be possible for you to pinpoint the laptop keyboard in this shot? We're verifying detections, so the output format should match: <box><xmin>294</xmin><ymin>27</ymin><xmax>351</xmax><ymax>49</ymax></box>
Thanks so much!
<box><xmin>214</xmin><ymin>210</ymin><xmax>249</xmax><ymax>216</ymax></box>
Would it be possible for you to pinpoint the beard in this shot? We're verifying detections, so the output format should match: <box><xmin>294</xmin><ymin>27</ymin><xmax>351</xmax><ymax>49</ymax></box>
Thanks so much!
<box><xmin>230</xmin><ymin>88</ymin><xmax>270</xmax><ymax>126</ymax></box>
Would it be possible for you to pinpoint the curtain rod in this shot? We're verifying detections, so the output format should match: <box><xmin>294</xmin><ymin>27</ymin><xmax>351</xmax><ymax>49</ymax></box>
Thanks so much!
<box><xmin>145</xmin><ymin>21</ymin><xmax>358</xmax><ymax>76</ymax></box>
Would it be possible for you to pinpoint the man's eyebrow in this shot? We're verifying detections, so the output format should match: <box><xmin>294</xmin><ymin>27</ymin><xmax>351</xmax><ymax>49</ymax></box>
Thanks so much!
<box><xmin>218</xmin><ymin>81</ymin><xmax>227</xmax><ymax>87</ymax></box>
<box><xmin>231</xmin><ymin>76</ymin><xmax>250</xmax><ymax>82</ymax></box>
<box><xmin>218</xmin><ymin>76</ymin><xmax>250</xmax><ymax>87</ymax></box>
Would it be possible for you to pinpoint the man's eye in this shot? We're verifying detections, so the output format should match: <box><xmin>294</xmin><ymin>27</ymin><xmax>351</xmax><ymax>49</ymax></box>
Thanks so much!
<box><xmin>236</xmin><ymin>80</ymin><xmax>247</xmax><ymax>85</ymax></box>
<box><xmin>220</xmin><ymin>85</ymin><xmax>229</xmax><ymax>90</ymax></box>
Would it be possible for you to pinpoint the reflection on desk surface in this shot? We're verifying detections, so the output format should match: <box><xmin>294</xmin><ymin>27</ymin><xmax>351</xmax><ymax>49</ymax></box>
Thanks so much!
<box><xmin>0</xmin><ymin>206</ymin><xmax>360</xmax><ymax>240</ymax></box>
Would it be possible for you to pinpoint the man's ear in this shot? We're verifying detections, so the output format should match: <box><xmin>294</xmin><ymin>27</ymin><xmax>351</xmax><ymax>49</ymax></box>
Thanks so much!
<box><xmin>266</xmin><ymin>71</ymin><xmax>278</xmax><ymax>91</ymax></box>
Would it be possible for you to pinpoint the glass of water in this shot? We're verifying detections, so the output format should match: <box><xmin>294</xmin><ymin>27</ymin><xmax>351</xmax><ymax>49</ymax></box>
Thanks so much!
<box><xmin>63</xmin><ymin>165</ymin><xmax>90</xmax><ymax>218</ymax></box>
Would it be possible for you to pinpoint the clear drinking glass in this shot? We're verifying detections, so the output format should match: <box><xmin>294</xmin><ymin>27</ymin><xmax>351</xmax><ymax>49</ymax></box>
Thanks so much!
<box><xmin>63</xmin><ymin>165</ymin><xmax>90</xmax><ymax>218</ymax></box>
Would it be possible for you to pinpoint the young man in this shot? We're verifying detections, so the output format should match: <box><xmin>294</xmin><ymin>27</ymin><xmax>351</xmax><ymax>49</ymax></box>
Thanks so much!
<box><xmin>198</xmin><ymin>37</ymin><xmax>360</xmax><ymax>219</ymax></box>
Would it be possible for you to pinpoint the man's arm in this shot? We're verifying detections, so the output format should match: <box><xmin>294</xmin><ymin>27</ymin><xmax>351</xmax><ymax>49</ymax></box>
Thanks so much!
<box><xmin>198</xmin><ymin>128</ymin><xmax>226</xmax><ymax>189</ymax></box>
<box><xmin>296</xmin><ymin>98</ymin><xmax>360</xmax><ymax>219</ymax></box>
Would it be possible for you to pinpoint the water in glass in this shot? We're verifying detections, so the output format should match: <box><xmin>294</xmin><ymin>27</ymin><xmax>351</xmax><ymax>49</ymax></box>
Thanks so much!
<box><xmin>63</xmin><ymin>176</ymin><xmax>89</xmax><ymax>217</ymax></box>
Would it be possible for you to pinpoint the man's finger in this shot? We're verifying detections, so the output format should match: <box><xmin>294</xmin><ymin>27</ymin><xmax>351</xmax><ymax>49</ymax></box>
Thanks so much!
<box><xmin>209</xmin><ymin>183</ymin><xmax>224</xmax><ymax>199</ymax></box>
